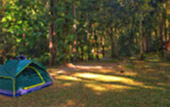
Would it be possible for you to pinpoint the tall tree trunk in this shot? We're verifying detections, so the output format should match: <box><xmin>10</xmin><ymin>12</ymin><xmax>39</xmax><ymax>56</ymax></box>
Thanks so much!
<box><xmin>147</xmin><ymin>31</ymin><xmax>151</xmax><ymax>52</ymax></box>
<box><xmin>47</xmin><ymin>0</ymin><xmax>57</xmax><ymax>66</ymax></box>
<box><xmin>48</xmin><ymin>23</ymin><xmax>53</xmax><ymax>66</ymax></box>
<box><xmin>167</xmin><ymin>1</ymin><xmax>170</xmax><ymax>41</ymax></box>
<box><xmin>101</xmin><ymin>34</ymin><xmax>105</xmax><ymax>57</ymax></box>
<box><xmin>0</xmin><ymin>0</ymin><xmax>5</xmax><ymax>64</ymax></box>
<box><xmin>108</xmin><ymin>27</ymin><xmax>118</xmax><ymax>58</ymax></box>
<box><xmin>87</xmin><ymin>30</ymin><xmax>91</xmax><ymax>60</ymax></box>
<box><xmin>86</xmin><ymin>26</ymin><xmax>91</xmax><ymax>60</ymax></box>
<box><xmin>85</xmin><ymin>16</ymin><xmax>91</xmax><ymax>60</ymax></box>
<box><xmin>19</xmin><ymin>0</ymin><xmax>26</xmax><ymax>52</ymax></box>
<box><xmin>91</xmin><ymin>26</ymin><xmax>95</xmax><ymax>60</ymax></box>
<box><xmin>94</xmin><ymin>31</ymin><xmax>99</xmax><ymax>59</ymax></box>
<box><xmin>139</xmin><ymin>8</ymin><xmax>144</xmax><ymax>59</ymax></box>
<box><xmin>163</xmin><ymin>2</ymin><xmax>168</xmax><ymax>42</ymax></box>
<box><xmin>80</xmin><ymin>45</ymin><xmax>84</xmax><ymax>61</ymax></box>
<box><xmin>143</xmin><ymin>33</ymin><xmax>147</xmax><ymax>53</ymax></box>
<box><xmin>114</xmin><ymin>28</ymin><xmax>119</xmax><ymax>58</ymax></box>
<box><xmin>63</xmin><ymin>0</ymin><xmax>70</xmax><ymax>62</ymax></box>
<box><xmin>108</xmin><ymin>27</ymin><xmax>114</xmax><ymax>58</ymax></box>
<box><xmin>159</xmin><ymin>12</ymin><xmax>164</xmax><ymax>45</ymax></box>
<box><xmin>73</xmin><ymin>0</ymin><xmax>77</xmax><ymax>62</ymax></box>
<box><xmin>169</xmin><ymin>20</ymin><xmax>170</xmax><ymax>41</ymax></box>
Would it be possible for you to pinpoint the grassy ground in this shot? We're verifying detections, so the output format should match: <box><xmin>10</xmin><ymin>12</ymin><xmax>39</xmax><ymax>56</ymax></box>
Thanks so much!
<box><xmin>1</xmin><ymin>59</ymin><xmax>170</xmax><ymax>107</ymax></box>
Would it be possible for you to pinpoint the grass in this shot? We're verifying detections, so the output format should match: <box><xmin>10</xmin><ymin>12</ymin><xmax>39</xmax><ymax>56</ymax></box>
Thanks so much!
<box><xmin>1</xmin><ymin>60</ymin><xmax>170</xmax><ymax>107</ymax></box>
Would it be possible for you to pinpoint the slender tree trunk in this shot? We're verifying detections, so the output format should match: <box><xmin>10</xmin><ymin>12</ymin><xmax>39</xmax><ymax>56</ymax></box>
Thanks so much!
<box><xmin>47</xmin><ymin>0</ymin><xmax>57</xmax><ymax>66</ymax></box>
<box><xmin>94</xmin><ymin>32</ymin><xmax>99</xmax><ymax>59</ymax></box>
<box><xmin>52</xmin><ymin>22</ymin><xmax>57</xmax><ymax>64</ymax></box>
<box><xmin>80</xmin><ymin>45</ymin><xmax>84</xmax><ymax>61</ymax></box>
<box><xmin>64</xmin><ymin>0</ymin><xmax>69</xmax><ymax>34</ymax></box>
<box><xmin>19</xmin><ymin>0</ymin><xmax>26</xmax><ymax>51</ymax></box>
<box><xmin>85</xmin><ymin>16</ymin><xmax>91</xmax><ymax>60</ymax></box>
<box><xmin>73</xmin><ymin>0</ymin><xmax>77</xmax><ymax>62</ymax></box>
<box><xmin>139</xmin><ymin>8</ymin><xmax>143</xmax><ymax>59</ymax></box>
<box><xmin>159</xmin><ymin>12</ymin><xmax>164</xmax><ymax>45</ymax></box>
<box><xmin>91</xmin><ymin>28</ymin><xmax>95</xmax><ymax>60</ymax></box>
<box><xmin>101</xmin><ymin>34</ymin><xmax>105</xmax><ymax>57</ymax></box>
<box><xmin>167</xmin><ymin>1</ymin><xmax>170</xmax><ymax>41</ymax></box>
<box><xmin>108</xmin><ymin>28</ymin><xmax>114</xmax><ymax>58</ymax></box>
<box><xmin>108</xmin><ymin>27</ymin><xmax>118</xmax><ymax>58</ymax></box>
<box><xmin>0</xmin><ymin>0</ymin><xmax>5</xmax><ymax>64</ymax></box>
<box><xmin>86</xmin><ymin>26</ymin><xmax>91</xmax><ymax>60</ymax></box>
<box><xmin>147</xmin><ymin>31</ymin><xmax>151</xmax><ymax>52</ymax></box>
<box><xmin>48</xmin><ymin>23</ymin><xmax>53</xmax><ymax>66</ymax></box>
<box><xmin>63</xmin><ymin>0</ymin><xmax>70</xmax><ymax>62</ymax></box>
<box><xmin>169</xmin><ymin>20</ymin><xmax>170</xmax><ymax>41</ymax></box>
<box><xmin>143</xmin><ymin>33</ymin><xmax>147</xmax><ymax>53</ymax></box>
<box><xmin>87</xmin><ymin>32</ymin><xmax>91</xmax><ymax>60</ymax></box>
<box><xmin>114</xmin><ymin>28</ymin><xmax>119</xmax><ymax>58</ymax></box>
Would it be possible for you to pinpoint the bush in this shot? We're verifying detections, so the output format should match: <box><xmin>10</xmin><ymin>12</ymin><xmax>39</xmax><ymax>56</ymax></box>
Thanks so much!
<box><xmin>36</xmin><ymin>53</ymin><xmax>50</xmax><ymax>65</ymax></box>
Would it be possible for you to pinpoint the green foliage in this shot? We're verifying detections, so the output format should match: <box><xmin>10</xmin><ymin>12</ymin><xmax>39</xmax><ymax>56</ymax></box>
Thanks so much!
<box><xmin>0</xmin><ymin>0</ymin><xmax>170</xmax><ymax>64</ymax></box>
<box><xmin>36</xmin><ymin>53</ymin><xmax>50</xmax><ymax>65</ymax></box>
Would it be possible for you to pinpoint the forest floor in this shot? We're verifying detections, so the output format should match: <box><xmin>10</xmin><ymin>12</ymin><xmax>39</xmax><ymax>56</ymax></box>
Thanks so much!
<box><xmin>1</xmin><ymin>58</ymin><xmax>170</xmax><ymax>107</ymax></box>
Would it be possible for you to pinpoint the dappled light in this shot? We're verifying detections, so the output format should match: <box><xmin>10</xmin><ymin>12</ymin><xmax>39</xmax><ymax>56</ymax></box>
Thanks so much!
<box><xmin>65</xmin><ymin>63</ymin><xmax>138</xmax><ymax>76</ymax></box>
<box><xmin>48</xmin><ymin>61</ymin><xmax>166</xmax><ymax>92</ymax></box>
<box><xmin>73</xmin><ymin>72</ymin><xmax>143</xmax><ymax>86</ymax></box>
<box><xmin>48</xmin><ymin>69</ymin><xmax>68</xmax><ymax>74</ymax></box>
<box><xmin>85</xmin><ymin>83</ymin><xmax>133</xmax><ymax>92</ymax></box>
<box><xmin>67</xmin><ymin>63</ymin><xmax>103</xmax><ymax>70</ymax></box>
<box><xmin>55</xmin><ymin>75</ymin><xmax>81</xmax><ymax>81</ymax></box>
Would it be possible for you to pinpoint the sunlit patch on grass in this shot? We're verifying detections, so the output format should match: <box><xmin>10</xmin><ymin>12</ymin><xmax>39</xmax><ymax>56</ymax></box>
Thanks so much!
<box><xmin>67</xmin><ymin>63</ymin><xmax>103</xmax><ymax>69</ymax></box>
<box><xmin>73</xmin><ymin>72</ymin><xmax>143</xmax><ymax>86</ymax></box>
<box><xmin>85</xmin><ymin>84</ymin><xmax>133</xmax><ymax>92</ymax></box>
<box><xmin>55</xmin><ymin>75</ymin><xmax>82</xmax><ymax>81</ymax></box>
<box><xmin>141</xmin><ymin>85</ymin><xmax>164</xmax><ymax>90</ymax></box>
<box><xmin>72</xmin><ymin>72</ymin><xmax>164</xmax><ymax>90</ymax></box>
<box><xmin>66</xmin><ymin>63</ymin><xmax>120</xmax><ymax>74</ymax></box>
<box><xmin>48</xmin><ymin>69</ymin><xmax>68</xmax><ymax>75</ymax></box>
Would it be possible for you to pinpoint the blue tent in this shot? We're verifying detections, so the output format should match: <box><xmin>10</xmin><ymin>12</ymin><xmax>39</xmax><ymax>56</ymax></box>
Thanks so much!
<box><xmin>0</xmin><ymin>59</ymin><xmax>53</xmax><ymax>97</ymax></box>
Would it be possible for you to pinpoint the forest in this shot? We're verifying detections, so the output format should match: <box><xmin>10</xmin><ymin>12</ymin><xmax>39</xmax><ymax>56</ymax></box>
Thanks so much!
<box><xmin>1</xmin><ymin>0</ymin><xmax>170</xmax><ymax>106</ymax></box>
<box><xmin>0</xmin><ymin>0</ymin><xmax>170</xmax><ymax>65</ymax></box>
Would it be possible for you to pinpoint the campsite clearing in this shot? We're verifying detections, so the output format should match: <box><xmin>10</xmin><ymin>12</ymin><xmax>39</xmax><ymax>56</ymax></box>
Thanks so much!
<box><xmin>0</xmin><ymin>60</ymin><xmax>170</xmax><ymax>107</ymax></box>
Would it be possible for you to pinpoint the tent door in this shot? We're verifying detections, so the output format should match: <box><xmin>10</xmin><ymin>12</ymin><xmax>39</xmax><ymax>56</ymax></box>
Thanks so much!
<box><xmin>23</xmin><ymin>66</ymin><xmax>45</xmax><ymax>90</ymax></box>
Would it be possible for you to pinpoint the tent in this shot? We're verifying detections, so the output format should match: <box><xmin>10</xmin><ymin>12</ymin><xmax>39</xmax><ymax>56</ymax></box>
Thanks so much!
<box><xmin>0</xmin><ymin>59</ymin><xmax>53</xmax><ymax>97</ymax></box>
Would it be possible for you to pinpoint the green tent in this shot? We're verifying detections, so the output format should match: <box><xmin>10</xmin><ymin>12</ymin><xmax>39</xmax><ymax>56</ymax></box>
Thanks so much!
<box><xmin>0</xmin><ymin>59</ymin><xmax>53</xmax><ymax>97</ymax></box>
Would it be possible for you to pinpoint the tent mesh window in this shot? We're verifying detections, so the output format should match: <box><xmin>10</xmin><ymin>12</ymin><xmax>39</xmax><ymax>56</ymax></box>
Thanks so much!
<box><xmin>0</xmin><ymin>78</ymin><xmax>13</xmax><ymax>91</ymax></box>
<box><xmin>30</xmin><ymin>63</ymin><xmax>52</xmax><ymax>82</ymax></box>
<box><xmin>16</xmin><ymin>67</ymin><xmax>43</xmax><ymax>90</ymax></box>
<box><xmin>36</xmin><ymin>67</ymin><xmax>52</xmax><ymax>82</ymax></box>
